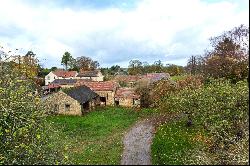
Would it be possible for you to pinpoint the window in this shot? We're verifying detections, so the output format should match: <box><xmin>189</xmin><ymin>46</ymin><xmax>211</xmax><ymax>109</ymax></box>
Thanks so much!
<box><xmin>65</xmin><ymin>104</ymin><xmax>70</xmax><ymax>111</ymax></box>
<box><xmin>47</xmin><ymin>76</ymin><xmax>50</xmax><ymax>80</ymax></box>
<box><xmin>115</xmin><ymin>100</ymin><xmax>119</xmax><ymax>106</ymax></box>
<box><xmin>54</xmin><ymin>104</ymin><xmax>59</xmax><ymax>113</ymax></box>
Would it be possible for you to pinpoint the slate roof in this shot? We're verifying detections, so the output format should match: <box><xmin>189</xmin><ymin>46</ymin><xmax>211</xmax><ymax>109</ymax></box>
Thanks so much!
<box><xmin>52</xmin><ymin>70</ymin><xmax>77</xmax><ymax>78</ymax></box>
<box><xmin>51</xmin><ymin>79</ymin><xmax>77</xmax><ymax>85</ymax></box>
<box><xmin>76</xmin><ymin>80</ymin><xmax>118</xmax><ymax>91</ymax></box>
<box><xmin>77</xmin><ymin>70</ymin><xmax>101</xmax><ymax>77</ymax></box>
<box><xmin>64</xmin><ymin>85</ymin><xmax>99</xmax><ymax>104</ymax></box>
<box><xmin>115</xmin><ymin>88</ymin><xmax>140</xmax><ymax>99</ymax></box>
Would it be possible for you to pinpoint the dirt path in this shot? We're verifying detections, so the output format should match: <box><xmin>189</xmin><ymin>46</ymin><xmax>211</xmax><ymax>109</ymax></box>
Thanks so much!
<box><xmin>121</xmin><ymin>119</ymin><xmax>154</xmax><ymax>165</ymax></box>
<box><xmin>121</xmin><ymin>113</ymin><xmax>183</xmax><ymax>165</ymax></box>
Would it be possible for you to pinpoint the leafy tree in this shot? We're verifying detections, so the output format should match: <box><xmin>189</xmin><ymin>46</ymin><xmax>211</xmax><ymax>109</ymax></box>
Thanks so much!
<box><xmin>61</xmin><ymin>52</ymin><xmax>74</xmax><ymax>70</ymax></box>
<box><xmin>0</xmin><ymin>48</ymin><xmax>65</xmax><ymax>164</ymax></box>
<box><xmin>152</xmin><ymin>60</ymin><xmax>164</xmax><ymax>73</ymax></box>
<box><xmin>128</xmin><ymin>60</ymin><xmax>143</xmax><ymax>75</ymax></box>
<box><xmin>76</xmin><ymin>56</ymin><xmax>99</xmax><ymax>72</ymax></box>
<box><xmin>109</xmin><ymin>65</ymin><xmax>121</xmax><ymax>75</ymax></box>
<box><xmin>186</xmin><ymin>55</ymin><xmax>204</xmax><ymax>75</ymax></box>
<box><xmin>202</xmin><ymin>25</ymin><xmax>249</xmax><ymax>82</ymax></box>
<box><xmin>4</xmin><ymin>50</ymin><xmax>39</xmax><ymax>79</ymax></box>
<box><xmin>51</xmin><ymin>66</ymin><xmax>58</xmax><ymax>71</ymax></box>
<box><xmin>142</xmin><ymin>61</ymin><xmax>150</xmax><ymax>74</ymax></box>
<box><xmin>165</xmin><ymin>64</ymin><xmax>185</xmax><ymax>76</ymax></box>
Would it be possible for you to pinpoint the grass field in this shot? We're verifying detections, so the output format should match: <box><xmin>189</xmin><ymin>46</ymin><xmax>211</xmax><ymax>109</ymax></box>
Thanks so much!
<box><xmin>47</xmin><ymin>107</ymin><xmax>156</xmax><ymax>164</ymax></box>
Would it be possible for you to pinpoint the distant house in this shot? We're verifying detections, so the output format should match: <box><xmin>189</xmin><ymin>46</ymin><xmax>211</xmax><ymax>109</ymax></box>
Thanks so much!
<box><xmin>51</xmin><ymin>79</ymin><xmax>78</xmax><ymax>88</ymax></box>
<box><xmin>76</xmin><ymin>81</ymin><xmax>118</xmax><ymax>106</ymax></box>
<box><xmin>44</xmin><ymin>86</ymin><xmax>100</xmax><ymax>115</ymax></box>
<box><xmin>45</xmin><ymin>70</ymin><xmax>78</xmax><ymax>85</ymax></box>
<box><xmin>114</xmin><ymin>88</ymin><xmax>140</xmax><ymax>107</ymax></box>
<box><xmin>76</xmin><ymin>70</ymin><xmax>104</xmax><ymax>81</ymax></box>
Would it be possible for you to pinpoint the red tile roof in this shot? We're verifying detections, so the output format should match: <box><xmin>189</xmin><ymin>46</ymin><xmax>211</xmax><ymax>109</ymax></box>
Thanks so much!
<box><xmin>115</xmin><ymin>88</ymin><xmax>140</xmax><ymax>99</ymax></box>
<box><xmin>52</xmin><ymin>70</ymin><xmax>77</xmax><ymax>78</ymax></box>
<box><xmin>76</xmin><ymin>80</ymin><xmax>118</xmax><ymax>91</ymax></box>
<box><xmin>47</xmin><ymin>84</ymin><xmax>61</xmax><ymax>89</ymax></box>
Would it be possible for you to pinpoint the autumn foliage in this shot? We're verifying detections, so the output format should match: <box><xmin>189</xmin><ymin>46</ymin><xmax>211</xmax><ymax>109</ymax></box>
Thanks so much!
<box><xmin>186</xmin><ymin>25</ymin><xmax>249</xmax><ymax>83</ymax></box>
<box><xmin>151</xmin><ymin>75</ymin><xmax>204</xmax><ymax>107</ymax></box>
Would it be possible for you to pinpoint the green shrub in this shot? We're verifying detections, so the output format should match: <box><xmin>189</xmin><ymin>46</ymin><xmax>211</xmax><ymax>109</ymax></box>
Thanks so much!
<box><xmin>154</xmin><ymin>79</ymin><xmax>249</xmax><ymax>164</ymax></box>
<box><xmin>151</xmin><ymin>75</ymin><xmax>204</xmax><ymax>108</ymax></box>
<box><xmin>0</xmin><ymin>68</ymin><xmax>65</xmax><ymax>164</ymax></box>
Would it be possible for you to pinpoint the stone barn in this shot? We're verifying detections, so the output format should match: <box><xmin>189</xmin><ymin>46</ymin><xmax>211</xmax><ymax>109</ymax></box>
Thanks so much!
<box><xmin>45</xmin><ymin>85</ymin><xmax>100</xmax><ymax>115</ymax></box>
<box><xmin>76</xmin><ymin>69</ymin><xmax>104</xmax><ymax>81</ymax></box>
<box><xmin>76</xmin><ymin>81</ymin><xmax>118</xmax><ymax>106</ymax></box>
<box><xmin>114</xmin><ymin>88</ymin><xmax>140</xmax><ymax>108</ymax></box>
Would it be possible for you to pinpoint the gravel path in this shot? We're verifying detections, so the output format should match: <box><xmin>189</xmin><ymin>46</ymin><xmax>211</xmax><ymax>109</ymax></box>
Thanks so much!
<box><xmin>121</xmin><ymin>113</ymin><xmax>184</xmax><ymax>165</ymax></box>
<box><xmin>121</xmin><ymin>119</ymin><xmax>154</xmax><ymax>165</ymax></box>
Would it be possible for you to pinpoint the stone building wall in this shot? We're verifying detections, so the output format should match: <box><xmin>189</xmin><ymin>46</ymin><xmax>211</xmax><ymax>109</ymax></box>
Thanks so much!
<box><xmin>60</xmin><ymin>84</ymin><xmax>75</xmax><ymax>88</ymax></box>
<box><xmin>95</xmin><ymin>91</ymin><xmax>115</xmax><ymax>106</ymax></box>
<box><xmin>117</xmin><ymin>98</ymin><xmax>140</xmax><ymax>107</ymax></box>
<box><xmin>45</xmin><ymin>91</ymin><xmax>82</xmax><ymax>115</ymax></box>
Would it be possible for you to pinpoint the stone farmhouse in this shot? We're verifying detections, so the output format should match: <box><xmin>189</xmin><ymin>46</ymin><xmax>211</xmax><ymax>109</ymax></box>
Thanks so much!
<box><xmin>76</xmin><ymin>80</ymin><xmax>119</xmax><ymax>106</ymax></box>
<box><xmin>76</xmin><ymin>70</ymin><xmax>104</xmax><ymax>81</ymax></box>
<box><xmin>114</xmin><ymin>88</ymin><xmax>140</xmax><ymax>107</ymax></box>
<box><xmin>45</xmin><ymin>86</ymin><xmax>100</xmax><ymax>115</ymax></box>
<box><xmin>45</xmin><ymin>69</ymin><xmax>104</xmax><ymax>85</ymax></box>
<box><xmin>45</xmin><ymin>70</ymin><xmax>77</xmax><ymax>85</ymax></box>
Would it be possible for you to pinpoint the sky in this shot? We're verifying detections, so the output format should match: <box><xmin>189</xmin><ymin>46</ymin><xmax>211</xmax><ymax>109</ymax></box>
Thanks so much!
<box><xmin>0</xmin><ymin>0</ymin><xmax>249</xmax><ymax>68</ymax></box>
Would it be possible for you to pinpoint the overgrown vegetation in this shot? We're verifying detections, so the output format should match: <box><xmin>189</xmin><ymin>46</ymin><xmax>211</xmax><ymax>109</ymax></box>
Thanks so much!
<box><xmin>152</xmin><ymin>79</ymin><xmax>249</xmax><ymax>165</ymax></box>
<box><xmin>0</xmin><ymin>58</ymin><xmax>65</xmax><ymax>164</ymax></box>
<box><xmin>152</xmin><ymin>25</ymin><xmax>249</xmax><ymax>165</ymax></box>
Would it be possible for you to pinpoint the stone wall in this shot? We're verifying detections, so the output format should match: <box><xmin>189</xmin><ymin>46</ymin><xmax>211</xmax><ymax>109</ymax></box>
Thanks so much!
<box><xmin>45</xmin><ymin>91</ymin><xmax>82</xmax><ymax>115</ymax></box>
<box><xmin>118</xmin><ymin>98</ymin><xmax>140</xmax><ymax>107</ymax></box>
<box><xmin>95</xmin><ymin>91</ymin><xmax>115</xmax><ymax>106</ymax></box>
<box><xmin>60</xmin><ymin>84</ymin><xmax>75</xmax><ymax>88</ymax></box>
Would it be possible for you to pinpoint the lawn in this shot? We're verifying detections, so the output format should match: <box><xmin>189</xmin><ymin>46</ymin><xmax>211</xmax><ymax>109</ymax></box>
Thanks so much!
<box><xmin>47</xmin><ymin>106</ymin><xmax>156</xmax><ymax>165</ymax></box>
